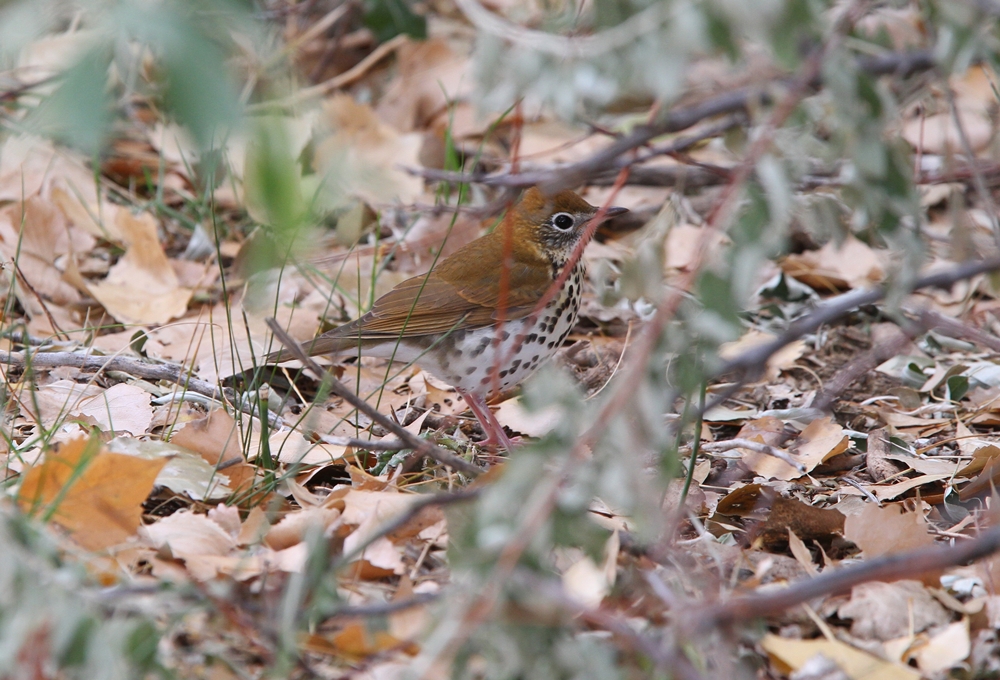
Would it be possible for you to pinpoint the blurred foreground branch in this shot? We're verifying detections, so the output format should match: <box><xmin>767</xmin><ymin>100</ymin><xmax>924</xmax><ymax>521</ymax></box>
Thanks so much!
<box><xmin>410</xmin><ymin>49</ymin><xmax>935</xmax><ymax>191</ymax></box>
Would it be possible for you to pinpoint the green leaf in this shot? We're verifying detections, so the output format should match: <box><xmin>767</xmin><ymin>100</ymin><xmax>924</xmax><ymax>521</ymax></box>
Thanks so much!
<box><xmin>946</xmin><ymin>374</ymin><xmax>970</xmax><ymax>402</ymax></box>
<box><xmin>28</xmin><ymin>46</ymin><xmax>113</xmax><ymax>154</ymax></box>
<box><xmin>363</xmin><ymin>0</ymin><xmax>427</xmax><ymax>41</ymax></box>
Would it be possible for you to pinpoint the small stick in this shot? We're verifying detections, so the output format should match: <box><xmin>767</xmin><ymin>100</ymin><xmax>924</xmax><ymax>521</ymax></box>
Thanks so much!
<box><xmin>317</xmin><ymin>434</ymin><xmax>409</xmax><ymax>451</ymax></box>
<box><xmin>0</xmin><ymin>349</ymin><xmax>281</xmax><ymax>427</ymax></box>
<box><xmin>265</xmin><ymin>320</ymin><xmax>481</xmax><ymax>476</ymax></box>
<box><xmin>701</xmin><ymin>438</ymin><xmax>806</xmax><ymax>473</ymax></box>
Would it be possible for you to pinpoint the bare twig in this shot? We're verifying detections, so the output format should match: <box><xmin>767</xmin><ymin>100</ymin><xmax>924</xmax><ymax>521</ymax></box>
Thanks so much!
<box><xmin>317</xmin><ymin>434</ymin><xmax>409</xmax><ymax>451</ymax></box>
<box><xmin>701</xmin><ymin>438</ymin><xmax>806</xmax><ymax>472</ymax></box>
<box><xmin>264</xmin><ymin>320</ymin><xmax>482</xmax><ymax>476</ymax></box>
<box><xmin>810</xmin><ymin>323</ymin><xmax>923</xmax><ymax>411</ymax></box>
<box><xmin>249</xmin><ymin>34</ymin><xmax>407</xmax><ymax>112</ymax></box>
<box><xmin>1</xmin><ymin>349</ymin><xmax>221</xmax><ymax>400</ymax></box>
<box><xmin>326</xmin><ymin>593</ymin><xmax>440</xmax><ymax>619</ymax></box>
<box><xmin>407</xmin><ymin>50</ymin><xmax>935</xmax><ymax>192</ymax></box>
<box><xmin>693</xmin><ymin>523</ymin><xmax>1000</xmax><ymax>631</ymax></box>
<box><xmin>711</xmin><ymin>257</ymin><xmax>1000</xmax><ymax>411</ymax></box>
<box><xmin>0</xmin><ymin>348</ymin><xmax>283</xmax><ymax>427</ymax></box>
<box><xmin>917</xmin><ymin>307</ymin><xmax>1000</xmax><ymax>354</ymax></box>
<box><xmin>413</xmin><ymin>114</ymin><xmax>743</xmax><ymax>189</ymax></box>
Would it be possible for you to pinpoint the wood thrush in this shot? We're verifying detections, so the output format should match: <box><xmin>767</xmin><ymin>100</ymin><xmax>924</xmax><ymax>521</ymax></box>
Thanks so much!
<box><xmin>267</xmin><ymin>187</ymin><xmax>627</xmax><ymax>449</ymax></box>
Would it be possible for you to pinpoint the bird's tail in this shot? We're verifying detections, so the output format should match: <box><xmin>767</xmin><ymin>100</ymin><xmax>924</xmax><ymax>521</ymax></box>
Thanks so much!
<box><xmin>263</xmin><ymin>323</ymin><xmax>370</xmax><ymax>364</ymax></box>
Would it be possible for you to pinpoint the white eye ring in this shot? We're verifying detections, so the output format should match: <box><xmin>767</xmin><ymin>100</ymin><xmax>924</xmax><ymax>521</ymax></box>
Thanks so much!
<box><xmin>552</xmin><ymin>212</ymin><xmax>575</xmax><ymax>230</ymax></box>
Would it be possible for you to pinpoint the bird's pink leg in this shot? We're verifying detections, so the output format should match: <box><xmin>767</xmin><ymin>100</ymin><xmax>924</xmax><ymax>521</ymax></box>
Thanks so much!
<box><xmin>459</xmin><ymin>390</ymin><xmax>513</xmax><ymax>451</ymax></box>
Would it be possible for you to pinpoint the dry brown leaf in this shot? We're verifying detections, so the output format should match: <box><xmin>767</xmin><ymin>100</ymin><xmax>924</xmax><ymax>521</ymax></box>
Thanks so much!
<box><xmin>170</xmin><ymin>409</ymin><xmax>257</xmax><ymax>493</ymax></box>
<box><xmin>208</xmin><ymin>503</ymin><xmax>241</xmax><ymax>537</ymax></box>
<box><xmin>954</xmin><ymin>420</ymin><xmax>994</xmax><ymax>457</ymax></box>
<box><xmin>782</xmin><ymin>416</ymin><xmax>848</xmax><ymax>479</ymax></box>
<box><xmin>265</xmin><ymin>507</ymin><xmax>342</xmax><ymax>551</ymax></box>
<box><xmin>17</xmin><ymin>436</ymin><xmax>166</xmax><ymax>550</ymax></box>
<box><xmin>50</xmin><ymin>185</ymin><xmax>126</xmax><ymax>242</ymax></box>
<box><xmin>719</xmin><ymin>330</ymin><xmax>806</xmax><ymax>383</ymax></box>
<box><xmin>957</xmin><ymin>444</ymin><xmax>1000</xmax><ymax>478</ymax></box>
<box><xmin>268</xmin><ymin>428</ymin><xmax>347</xmax><ymax>465</ymax></box>
<box><xmin>904</xmin><ymin>111</ymin><xmax>993</xmax><ymax>155</ymax></box>
<box><xmin>375</xmin><ymin>38</ymin><xmax>471</xmax><ymax>133</ymax></box>
<box><xmin>303</xmin><ymin>623</ymin><xmax>415</xmax><ymax>661</ymax></box>
<box><xmin>871</xmin><ymin>473</ymin><xmax>949</xmax><ymax>501</ymax></box>
<box><xmin>838</xmin><ymin>581</ymin><xmax>950</xmax><ymax>640</ymax></box>
<box><xmin>787</xmin><ymin>528</ymin><xmax>818</xmax><ymax>576</ymax></box>
<box><xmin>716</xmin><ymin>483</ymin><xmax>773</xmax><ymax>517</ymax></box>
<box><xmin>388</xmin><ymin>577</ymin><xmax>430</xmax><ymax>642</ymax></box>
<box><xmin>761</xmin><ymin>633</ymin><xmax>920</xmax><ymax>680</ymax></box>
<box><xmin>142</xmin><ymin>509</ymin><xmax>237</xmax><ymax>557</ymax></box>
<box><xmin>315</xmin><ymin>94</ymin><xmax>423</xmax><ymax>205</ymax></box>
<box><xmin>781</xmin><ymin>235</ymin><xmax>885</xmax><ymax>292</ymax></box>
<box><xmin>903</xmin><ymin>67</ymin><xmax>997</xmax><ymax>155</ymax></box>
<box><xmin>665</xmin><ymin>223</ymin><xmax>729</xmax><ymax>272</ymax></box>
<box><xmin>736</xmin><ymin>416</ymin><xmax>795</xmax><ymax>479</ymax></box>
<box><xmin>756</xmin><ymin>495</ymin><xmax>845</xmax><ymax>548</ymax></box>
<box><xmin>494</xmin><ymin>396</ymin><xmax>562</xmax><ymax>438</ymax></box>
<box><xmin>844</xmin><ymin>503</ymin><xmax>934</xmax><ymax>560</ymax></box>
<box><xmin>237</xmin><ymin>506</ymin><xmax>270</xmax><ymax>546</ymax></box>
<box><xmin>339</xmin><ymin>489</ymin><xmax>418</xmax><ymax>528</ymax></box>
<box><xmin>883</xmin><ymin>452</ymin><xmax>959</xmax><ymax>476</ymax></box>
<box><xmin>88</xmin><ymin>210</ymin><xmax>193</xmax><ymax>324</ymax></box>
<box><xmin>350</xmin><ymin>535</ymin><xmax>406</xmax><ymax>577</ymax></box>
<box><xmin>15</xmin><ymin>378</ymin><xmax>103</xmax><ymax>428</ymax></box>
<box><xmin>171</xmin><ymin>408</ymin><xmax>245</xmax><ymax>465</ymax></box>
<box><xmin>0</xmin><ymin>200</ymin><xmax>87</xmax><ymax>309</ymax></box>
<box><xmin>76</xmin><ymin>382</ymin><xmax>154</xmax><ymax>435</ymax></box>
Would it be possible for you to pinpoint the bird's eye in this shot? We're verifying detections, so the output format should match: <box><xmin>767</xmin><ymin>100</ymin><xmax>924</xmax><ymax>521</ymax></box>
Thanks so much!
<box><xmin>552</xmin><ymin>213</ymin><xmax>575</xmax><ymax>230</ymax></box>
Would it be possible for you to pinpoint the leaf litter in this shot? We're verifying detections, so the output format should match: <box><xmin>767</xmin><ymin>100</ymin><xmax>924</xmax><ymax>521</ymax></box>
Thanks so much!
<box><xmin>3</xmin><ymin>4</ymin><xmax>1000</xmax><ymax>679</ymax></box>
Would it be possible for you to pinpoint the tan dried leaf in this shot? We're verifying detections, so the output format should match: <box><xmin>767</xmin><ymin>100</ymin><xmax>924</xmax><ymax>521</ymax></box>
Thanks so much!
<box><xmin>88</xmin><ymin>211</ymin><xmax>193</xmax><ymax>324</ymax></box>
<box><xmin>781</xmin><ymin>235</ymin><xmax>885</xmax><ymax>292</ymax></box>
<box><xmin>911</xmin><ymin>619</ymin><xmax>971</xmax><ymax>674</ymax></box>
<box><xmin>315</xmin><ymin>94</ymin><xmax>423</xmax><ymax>205</ymax></box>
<box><xmin>838</xmin><ymin>581</ymin><xmax>950</xmax><ymax>640</ymax></box>
<box><xmin>844</xmin><ymin>503</ymin><xmax>933</xmax><ymax>559</ymax></box>
<box><xmin>143</xmin><ymin>509</ymin><xmax>237</xmax><ymax>557</ymax></box>
<box><xmin>76</xmin><ymin>383</ymin><xmax>154</xmax><ymax>435</ymax></box>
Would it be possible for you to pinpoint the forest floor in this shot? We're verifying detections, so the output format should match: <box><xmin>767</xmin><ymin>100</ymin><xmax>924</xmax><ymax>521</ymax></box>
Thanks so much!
<box><xmin>4</xmin><ymin>3</ymin><xmax>1000</xmax><ymax>679</ymax></box>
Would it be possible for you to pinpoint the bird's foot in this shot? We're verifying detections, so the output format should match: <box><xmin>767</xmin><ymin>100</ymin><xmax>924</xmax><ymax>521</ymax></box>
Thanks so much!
<box><xmin>459</xmin><ymin>390</ymin><xmax>517</xmax><ymax>454</ymax></box>
<box><xmin>476</xmin><ymin>429</ymin><xmax>522</xmax><ymax>451</ymax></box>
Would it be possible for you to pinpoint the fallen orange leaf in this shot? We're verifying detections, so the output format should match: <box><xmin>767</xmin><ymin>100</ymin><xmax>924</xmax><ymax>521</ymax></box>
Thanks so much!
<box><xmin>17</xmin><ymin>435</ymin><xmax>166</xmax><ymax>550</ymax></box>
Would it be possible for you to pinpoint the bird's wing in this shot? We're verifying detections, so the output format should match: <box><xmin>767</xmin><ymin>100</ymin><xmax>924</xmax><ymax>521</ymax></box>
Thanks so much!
<box><xmin>432</xmin><ymin>234</ymin><xmax>553</xmax><ymax>321</ymax></box>
<box><xmin>342</xmin><ymin>229</ymin><xmax>554</xmax><ymax>338</ymax></box>
<box><xmin>349</xmin><ymin>273</ymin><xmax>499</xmax><ymax>336</ymax></box>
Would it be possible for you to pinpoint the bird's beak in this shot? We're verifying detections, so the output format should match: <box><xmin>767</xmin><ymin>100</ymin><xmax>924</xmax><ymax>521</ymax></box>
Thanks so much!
<box><xmin>602</xmin><ymin>206</ymin><xmax>629</xmax><ymax>218</ymax></box>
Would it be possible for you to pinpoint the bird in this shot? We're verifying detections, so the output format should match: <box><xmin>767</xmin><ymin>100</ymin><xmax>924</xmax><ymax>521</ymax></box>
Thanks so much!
<box><xmin>266</xmin><ymin>187</ymin><xmax>627</xmax><ymax>450</ymax></box>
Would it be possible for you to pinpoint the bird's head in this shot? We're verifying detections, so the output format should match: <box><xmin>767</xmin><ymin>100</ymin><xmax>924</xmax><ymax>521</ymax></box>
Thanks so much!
<box><xmin>512</xmin><ymin>187</ymin><xmax>628</xmax><ymax>263</ymax></box>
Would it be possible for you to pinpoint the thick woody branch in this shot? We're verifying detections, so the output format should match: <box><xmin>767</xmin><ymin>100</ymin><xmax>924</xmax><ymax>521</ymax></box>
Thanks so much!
<box><xmin>694</xmin><ymin>523</ymin><xmax>1000</xmax><ymax>631</ymax></box>
<box><xmin>714</xmin><ymin>257</ymin><xmax>1000</xmax><ymax>391</ymax></box>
